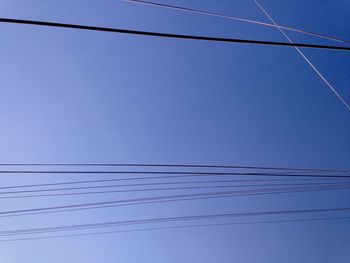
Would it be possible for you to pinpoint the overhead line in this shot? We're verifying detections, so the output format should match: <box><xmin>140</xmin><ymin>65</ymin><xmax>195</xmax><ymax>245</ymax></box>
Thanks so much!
<box><xmin>1</xmin><ymin>177</ymin><xmax>341</xmax><ymax>191</ymax></box>
<box><xmin>125</xmin><ymin>0</ymin><xmax>349</xmax><ymax>44</ymax></box>
<box><xmin>1</xmin><ymin>170</ymin><xmax>350</xmax><ymax>178</ymax></box>
<box><xmin>0</xmin><ymin>18</ymin><xmax>350</xmax><ymax>51</ymax></box>
<box><xmin>2</xmin><ymin>215</ymin><xmax>350</xmax><ymax>242</ymax></box>
<box><xmin>2</xmin><ymin>206</ymin><xmax>350</xmax><ymax>238</ymax></box>
<box><xmin>254</xmin><ymin>0</ymin><xmax>350</xmax><ymax>111</ymax></box>
<box><xmin>1</xmin><ymin>162</ymin><xmax>350</xmax><ymax>173</ymax></box>
<box><xmin>0</xmin><ymin>181</ymin><xmax>348</xmax><ymax>197</ymax></box>
<box><xmin>2</xmin><ymin>183</ymin><xmax>349</xmax><ymax>199</ymax></box>
<box><xmin>1</xmin><ymin>185</ymin><xmax>349</xmax><ymax>218</ymax></box>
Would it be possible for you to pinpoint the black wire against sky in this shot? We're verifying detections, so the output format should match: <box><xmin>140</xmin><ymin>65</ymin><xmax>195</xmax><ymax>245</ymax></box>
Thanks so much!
<box><xmin>0</xmin><ymin>18</ymin><xmax>350</xmax><ymax>51</ymax></box>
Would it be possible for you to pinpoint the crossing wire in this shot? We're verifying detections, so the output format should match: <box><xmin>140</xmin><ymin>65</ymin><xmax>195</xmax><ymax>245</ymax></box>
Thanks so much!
<box><xmin>125</xmin><ymin>0</ymin><xmax>350</xmax><ymax>44</ymax></box>
<box><xmin>254</xmin><ymin>0</ymin><xmax>350</xmax><ymax>111</ymax></box>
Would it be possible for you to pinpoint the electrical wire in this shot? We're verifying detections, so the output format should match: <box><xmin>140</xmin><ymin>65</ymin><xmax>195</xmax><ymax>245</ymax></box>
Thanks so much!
<box><xmin>254</xmin><ymin>0</ymin><xmax>350</xmax><ymax>111</ymax></box>
<box><xmin>1</xmin><ymin>177</ymin><xmax>344</xmax><ymax>191</ymax></box>
<box><xmin>1</xmin><ymin>206</ymin><xmax>350</xmax><ymax>238</ymax></box>
<box><xmin>0</xmin><ymin>181</ymin><xmax>348</xmax><ymax>198</ymax></box>
<box><xmin>2</xmin><ymin>162</ymin><xmax>349</xmax><ymax>173</ymax></box>
<box><xmin>1</xmin><ymin>183</ymin><xmax>348</xmax><ymax>199</ymax></box>
<box><xmin>124</xmin><ymin>0</ymin><xmax>350</xmax><ymax>44</ymax></box>
<box><xmin>1</xmin><ymin>184</ymin><xmax>349</xmax><ymax>218</ymax></box>
<box><xmin>2</xmin><ymin>215</ymin><xmax>349</xmax><ymax>242</ymax></box>
<box><xmin>1</xmin><ymin>170</ymin><xmax>350</xmax><ymax>178</ymax></box>
<box><xmin>0</xmin><ymin>18</ymin><xmax>349</xmax><ymax>51</ymax></box>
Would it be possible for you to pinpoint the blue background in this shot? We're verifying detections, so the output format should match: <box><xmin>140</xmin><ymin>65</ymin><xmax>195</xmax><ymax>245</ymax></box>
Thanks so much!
<box><xmin>0</xmin><ymin>0</ymin><xmax>349</xmax><ymax>262</ymax></box>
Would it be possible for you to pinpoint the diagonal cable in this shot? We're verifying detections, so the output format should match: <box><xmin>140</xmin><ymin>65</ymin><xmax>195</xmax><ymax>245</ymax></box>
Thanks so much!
<box><xmin>124</xmin><ymin>0</ymin><xmax>349</xmax><ymax>44</ymax></box>
<box><xmin>254</xmin><ymin>0</ymin><xmax>350</xmax><ymax>111</ymax></box>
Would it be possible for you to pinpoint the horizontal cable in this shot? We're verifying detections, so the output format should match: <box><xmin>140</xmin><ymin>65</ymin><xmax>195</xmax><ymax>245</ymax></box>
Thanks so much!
<box><xmin>1</xmin><ymin>206</ymin><xmax>350</xmax><ymax>237</ymax></box>
<box><xmin>1</xmin><ymin>177</ymin><xmax>343</xmax><ymax>191</ymax></box>
<box><xmin>1</xmin><ymin>170</ymin><xmax>350</xmax><ymax>178</ymax></box>
<box><xmin>1</xmin><ymin>183</ymin><xmax>348</xmax><ymax>199</ymax></box>
<box><xmin>1</xmin><ymin>184</ymin><xmax>349</xmax><ymax>218</ymax></box>
<box><xmin>0</xmin><ymin>181</ymin><xmax>348</xmax><ymax>197</ymax></box>
<box><xmin>2</xmin><ymin>215</ymin><xmax>350</xmax><ymax>242</ymax></box>
<box><xmin>0</xmin><ymin>18</ymin><xmax>349</xmax><ymax>51</ymax></box>
<box><xmin>1</xmin><ymin>162</ymin><xmax>350</xmax><ymax>173</ymax></box>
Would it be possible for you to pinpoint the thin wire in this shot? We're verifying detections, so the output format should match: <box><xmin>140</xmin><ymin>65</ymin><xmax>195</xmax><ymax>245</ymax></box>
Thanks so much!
<box><xmin>1</xmin><ymin>183</ymin><xmax>348</xmax><ymax>199</ymax></box>
<box><xmin>1</xmin><ymin>206</ymin><xmax>350</xmax><ymax>237</ymax></box>
<box><xmin>124</xmin><ymin>0</ymin><xmax>349</xmax><ymax>44</ymax></box>
<box><xmin>1</xmin><ymin>177</ymin><xmax>343</xmax><ymax>191</ymax></box>
<box><xmin>2</xmin><ymin>183</ymin><xmax>349</xmax><ymax>199</ymax></box>
<box><xmin>0</xmin><ymin>18</ymin><xmax>349</xmax><ymax>51</ymax></box>
<box><xmin>0</xmin><ymin>181</ymin><xmax>348</xmax><ymax>197</ymax></box>
<box><xmin>2</xmin><ymin>216</ymin><xmax>349</xmax><ymax>242</ymax></box>
<box><xmin>0</xmin><ymin>185</ymin><xmax>347</xmax><ymax>219</ymax></box>
<box><xmin>2</xmin><ymin>162</ymin><xmax>349</xmax><ymax>173</ymax></box>
<box><xmin>1</xmin><ymin>170</ymin><xmax>350</xmax><ymax>178</ymax></box>
<box><xmin>1</xmin><ymin>185</ymin><xmax>349</xmax><ymax>218</ymax></box>
<box><xmin>254</xmin><ymin>0</ymin><xmax>350</xmax><ymax>111</ymax></box>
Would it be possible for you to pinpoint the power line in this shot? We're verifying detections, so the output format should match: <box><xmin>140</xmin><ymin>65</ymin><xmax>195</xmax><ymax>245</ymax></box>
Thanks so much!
<box><xmin>0</xmin><ymin>181</ymin><xmax>348</xmax><ymax>198</ymax></box>
<box><xmin>254</xmin><ymin>0</ymin><xmax>350</xmax><ymax>111</ymax></box>
<box><xmin>1</xmin><ymin>185</ymin><xmax>349</xmax><ymax>218</ymax></box>
<box><xmin>125</xmin><ymin>0</ymin><xmax>349</xmax><ymax>44</ymax></box>
<box><xmin>1</xmin><ymin>177</ymin><xmax>341</xmax><ymax>191</ymax></box>
<box><xmin>1</xmin><ymin>183</ymin><xmax>348</xmax><ymax>199</ymax></box>
<box><xmin>2</xmin><ymin>215</ymin><xmax>349</xmax><ymax>242</ymax></box>
<box><xmin>1</xmin><ymin>170</ymin><xmax>350</xmax><ymax>178</ymax></box>
<box><xmin>1</xmin><ymin>206</ymin><xmax>350</xmax><ymax>238</ymax></box>
<box><xmin>0</xmin><ymin>18</ymin><xmax>350</xmax><ymax>51</ymax></box>
<box><xmin>2</xmin><ymin>182</ymin><xmax>348</xmax><ymax>199</ymax></box>
<box><xmin>5</xmin><ymin>185</ymin><xmax>348</xmax><ymax>219</ymax></box>
<box><xmin>1</xmin><ymin>162</ymin><xmax>350</xmax><ymax>173</ymax></box>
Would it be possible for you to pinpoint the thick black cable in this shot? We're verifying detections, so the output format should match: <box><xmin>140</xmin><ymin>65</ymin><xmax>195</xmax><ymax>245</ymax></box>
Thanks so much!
<box><xmin>0</xmin><ymin>18</ymin><xmax>349</xmax><ymax>51</ymax></box>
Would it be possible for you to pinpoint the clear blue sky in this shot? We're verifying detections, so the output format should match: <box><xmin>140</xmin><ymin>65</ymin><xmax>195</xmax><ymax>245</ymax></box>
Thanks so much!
<box><xmin>0</xmin><ymin>0</ymin><xmax>349</xmax><ymax>262</ymax></box>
